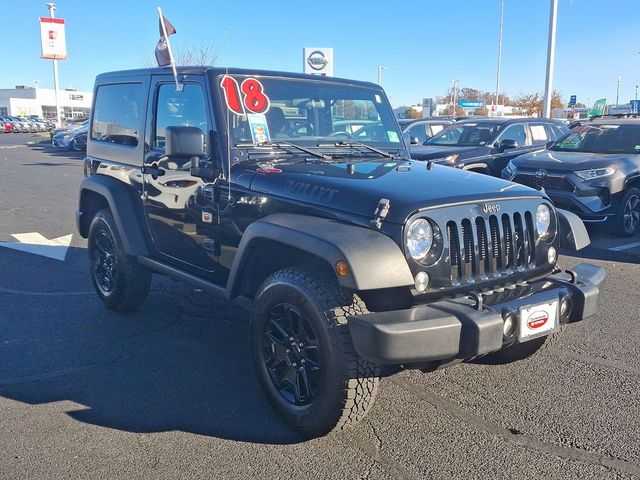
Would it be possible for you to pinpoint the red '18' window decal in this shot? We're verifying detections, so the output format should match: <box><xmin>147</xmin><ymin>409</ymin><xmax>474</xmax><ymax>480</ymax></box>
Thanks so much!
<box><xmin>220</xmin><ymin>75</ymin><xmax>270</xmax><ymax>115</ymax></box>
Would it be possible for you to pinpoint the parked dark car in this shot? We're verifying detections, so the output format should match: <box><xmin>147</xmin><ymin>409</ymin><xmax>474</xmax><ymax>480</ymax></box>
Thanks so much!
<box><xmin>504</xmin><ymin>118</ymin><xmax>640</xmax><ymax>236</ymax></box>
<box><xmin>410</xmin><ymin>118</ymin><xmax>569</xmax><ymax>176</ymax></box>
<box><xmin>68</xmin><ymin>127</ymin><xmax>87</xmax><ymax>152</ymax></box>
<box><xmin>77</xmin><ymin>66</ymin><xmax>603</xmax><ymax>437</ymax></box>
<box><xmin>398</xmin><ymin>118</ymin><xmax>454</xmax><ymax>145</ymax></box>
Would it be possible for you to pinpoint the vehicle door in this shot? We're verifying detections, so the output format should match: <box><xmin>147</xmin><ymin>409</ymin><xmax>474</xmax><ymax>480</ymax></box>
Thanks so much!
<box><xmin>142</xmin><ymin>76</ymin><xmax>219</xmax><ymax>276</ymax></box>
<box><xmin>490</xmin><ymin>122</ymin><xmax>532</xmax><ymax>174</ymax></box>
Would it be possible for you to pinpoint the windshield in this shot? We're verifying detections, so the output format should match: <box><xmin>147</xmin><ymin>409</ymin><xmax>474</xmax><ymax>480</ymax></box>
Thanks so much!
<box><xmin>216</xmin><ymin>75</ymin><xmax>403</xmax><ymax>150</ymax></box>
<box><xmin>552</xmin><ymin>124</ymin><xmax>640</xmax><ymax>154</ymax></box>
<box><xmin>425</xmin><ymin>123</ymin><xmax>500</xmax><ymax>146</ymax></box>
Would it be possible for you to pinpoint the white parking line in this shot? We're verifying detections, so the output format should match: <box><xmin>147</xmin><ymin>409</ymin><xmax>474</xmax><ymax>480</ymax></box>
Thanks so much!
<box><xmin>609</xmin><ymin>241</ymin><xmax>640</xmax><ymax>251</ymax></box>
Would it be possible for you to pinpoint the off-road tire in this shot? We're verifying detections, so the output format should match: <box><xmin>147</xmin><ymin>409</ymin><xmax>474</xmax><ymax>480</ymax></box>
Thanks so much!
<box><xmin>251</xmin><ymin>267</ymin><xmax>379</xmax><ymax>438</ymax></box>
<box><xmin>88</xmin><ymin>209</ymin><xmax>151</xmax><ymax>310</ymax></box>
<box><xmin>613</xmin><ymin>187</ymin><xmax>640</xmax><ymax>237</ymax></box>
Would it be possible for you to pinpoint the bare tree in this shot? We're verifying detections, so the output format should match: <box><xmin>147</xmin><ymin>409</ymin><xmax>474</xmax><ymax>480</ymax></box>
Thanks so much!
<box><xmin>513</xmin><ymin>90</ymin><xmax>563</xmax><ymax>116</ymax></box>
<box><xmin>141</xmin><ymin>40</ymin><xmax>217</xmax><ymax>67</ymax></box>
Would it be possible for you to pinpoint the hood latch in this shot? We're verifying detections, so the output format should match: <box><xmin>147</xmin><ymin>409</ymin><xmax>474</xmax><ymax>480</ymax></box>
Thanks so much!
<box><xmin>371</xmin><ymin>198</ymin><xmax>390</xmax><ymax>229</ymax></box>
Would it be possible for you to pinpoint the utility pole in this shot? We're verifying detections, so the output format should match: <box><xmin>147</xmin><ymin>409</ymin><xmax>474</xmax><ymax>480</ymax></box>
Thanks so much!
<box><xmin>494</xmin><ymin>0</ymin><xmax>504</xmax><ymax>113</ymax></box>
<box><xmin>377</xmin><ymin>65</ymin><xmax>386</xmax><ymax>86</ymax></box>
<box><xmin>452</xmin><ymin>79</ymin><xmax>459</xmax><ymax>115</ymax></box>
<box><xmin>542</xmin><ymin>0</ymin><xmax>558</xmax><ymax>118</ymax></box>
<box><xmin>635</xmin><ymin>85</ymin><xmax>638</xmax><ymax>113</ymax></box>
<box><xmin>46</xmin><ymin>3</ymin><xmax>62</xmax><ymax>127</ymax></box>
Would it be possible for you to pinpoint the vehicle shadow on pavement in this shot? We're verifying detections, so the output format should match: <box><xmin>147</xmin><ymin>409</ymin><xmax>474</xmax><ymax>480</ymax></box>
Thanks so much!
<box><xmin>0</xmin><ymin>247</ymin><xmax>304</xmax><ymax>445</ymax></box>
<box><xmin>27</xmin><ymin>142</ymin><xmax>85</xmax><ymax>160</ymax></box>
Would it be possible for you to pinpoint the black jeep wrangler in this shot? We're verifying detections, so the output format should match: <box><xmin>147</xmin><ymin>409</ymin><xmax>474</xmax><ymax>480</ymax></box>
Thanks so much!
<box><xmin>77</xmin><ymin>67</ymin><xmax>605</xmax><ymax>437</ymax></box>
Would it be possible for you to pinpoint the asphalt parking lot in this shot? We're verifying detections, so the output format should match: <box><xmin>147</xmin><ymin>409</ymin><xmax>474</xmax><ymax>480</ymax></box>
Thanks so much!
<box><xmin>1</xmin><ymin>132</ymin><xmax>639</xmax><ymax>479</ymax></box>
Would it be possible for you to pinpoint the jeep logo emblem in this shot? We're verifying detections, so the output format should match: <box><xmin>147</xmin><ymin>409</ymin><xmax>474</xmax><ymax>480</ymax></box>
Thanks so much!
<box><xmin>482</xmin><ymin>203</ymin><xmax>501</xmax><ymax>214</ymax></box>
<box><xmin>307</xmin><ymin>50</ymin><xmax>328</xmax><ymax>71</ymax></box>
<box><xmin>535</xmin><ymin>169</ymin><xmax>548</xmax><ymax>180</ymax></box>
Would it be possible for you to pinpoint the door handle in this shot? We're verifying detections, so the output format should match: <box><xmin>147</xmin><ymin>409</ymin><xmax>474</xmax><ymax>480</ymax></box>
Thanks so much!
<box><xmin>142</xmin><ymin>164</ymin><xmax>166</xmax><ymax>176</ymax></box>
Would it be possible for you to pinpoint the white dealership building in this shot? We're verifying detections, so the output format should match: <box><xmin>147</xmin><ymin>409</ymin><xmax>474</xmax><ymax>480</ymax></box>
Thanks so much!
<box><xmin>0</xmin><ymin>85</ymin><xmax>92</xmax><ymax>119</ymax></box>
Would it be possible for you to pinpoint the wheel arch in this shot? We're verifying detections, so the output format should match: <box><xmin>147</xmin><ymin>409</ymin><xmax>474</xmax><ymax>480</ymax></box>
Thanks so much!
<box><xmin>77</xmin><ymin>174</ymin><xmax>150</xmax><ymax>256</ymax></box>
<box><xmin>225</xmin><ymin>213</ymin><xmax>414</xmax><ymax>299</ymax></box>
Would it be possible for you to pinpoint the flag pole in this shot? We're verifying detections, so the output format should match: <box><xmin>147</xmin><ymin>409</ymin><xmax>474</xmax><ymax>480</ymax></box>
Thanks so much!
<box><xmin>157</xmin><ymin>6</ymin><xmax>180</xmax><ymax>91</ymax></box>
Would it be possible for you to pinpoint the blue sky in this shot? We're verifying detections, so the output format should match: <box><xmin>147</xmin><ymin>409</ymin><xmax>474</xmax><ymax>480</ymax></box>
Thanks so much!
<box><xmin>5</xmin><ymin>0</ymin><xmax>639</xmax><ymax>107</ymax></box>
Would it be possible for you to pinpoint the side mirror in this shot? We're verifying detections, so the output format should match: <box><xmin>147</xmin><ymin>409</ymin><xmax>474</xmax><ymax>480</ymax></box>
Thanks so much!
<box><xmin>497</xmin><ymin>139</ymin><xmax>518</xmax><ymax>152</ymax></box>
<box><xmin>410</xmin><ymin>136</ymin><xmax>420</xmax><ymax>145</ymax></box>
<box><xmin>545</xmin><ymin>140</ymin><xmax>555</xmax><ymax>149</ymax></box>
<box><xmin>165</xmin><ymin>126</ymin><xmax>205</xmax><ymax>158</ymax></box>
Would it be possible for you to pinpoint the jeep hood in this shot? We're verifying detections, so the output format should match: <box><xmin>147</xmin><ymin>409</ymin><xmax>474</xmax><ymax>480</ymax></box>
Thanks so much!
<box><xmin>410</xmin><ymin>144</ymin><xmax>485</xmax><ymax>161</ymax></box>
<box><xmin>248</xmin><ymin>160</ymin><xmax>541</xmax><ymax>224</ymax></box>
<box><xmin>512</xmin><ymin>149</ymin><xmax>637</xmax><ymax>171</ymax></box>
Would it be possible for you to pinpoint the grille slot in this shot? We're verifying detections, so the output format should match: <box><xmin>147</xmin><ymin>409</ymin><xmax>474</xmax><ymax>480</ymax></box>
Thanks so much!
<box><xmin>512</xmin><ymin>173</ymin><xmax>575</xmax><ymax>192</ymax></box>
<box><xmin>444</xmin><ymin>209</ymin><xmax>537</xmax><ymax>286</ymax></box>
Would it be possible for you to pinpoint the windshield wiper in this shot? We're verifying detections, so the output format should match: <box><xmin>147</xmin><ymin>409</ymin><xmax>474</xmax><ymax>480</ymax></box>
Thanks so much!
<box><xmin>318</xmin><ymin>141</ymin><xmax>396</xmax><ymax>159</ymax></box>
<box><xmin>235</xmin><ymin>141</ymin><xmax>332</xmax><ymax>160</ymax></box>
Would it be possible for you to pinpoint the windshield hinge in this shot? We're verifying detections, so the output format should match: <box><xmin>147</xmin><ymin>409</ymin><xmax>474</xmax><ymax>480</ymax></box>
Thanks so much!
<box><xmin>371</xmin><ymin>198</ymin><xmax>391</xmax><ymax>229</ymax></box>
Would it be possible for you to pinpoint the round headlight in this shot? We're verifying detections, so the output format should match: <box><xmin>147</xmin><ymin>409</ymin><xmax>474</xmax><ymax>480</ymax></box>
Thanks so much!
<box><xmin>406</xmin><ymin>219</ymin><xmax>433</xmax><ymax>261</ymax></box>
<box><xmin>536</xmin><ymin>204</ymin><xmax>552</xmax><ymax>238</ymax></box>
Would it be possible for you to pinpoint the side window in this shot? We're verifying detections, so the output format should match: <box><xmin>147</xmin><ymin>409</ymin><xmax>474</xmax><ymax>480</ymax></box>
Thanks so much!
<box><xmin>154</xmin><ymin>83</ymin><xmax>208</xmax><ymax>149</ymax></box>
<box><xmin>407</xmin><ymin>123</ymin><xmax>427</xmax><ymax>144</ymax></box>
<box><xmin>529</xmin><ymin>124</ymin><xmax>549</xmax><ymax>145</ymax></box>
<box><xmin>428</xmin><ymin>123</ymin><xmax>445</xmax><ymax>137</ymax></box>
<box><xmin>498</xmin><ymin>123</ymin><xmax>530</xmax><ymax>147</ymax></box>
<box><xmin>91</xmin><ymin>83</ymin><xmax>143</xmax><ymax>147</ymax></box>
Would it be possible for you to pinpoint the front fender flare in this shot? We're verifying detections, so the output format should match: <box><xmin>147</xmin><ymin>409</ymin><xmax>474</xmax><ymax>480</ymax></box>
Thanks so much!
<box><xmin>557</xmin><ymin>208</ymin><xmax>590</xmax><ymax>251</ymax></box>
<box><xmin>225</xmin><ymin>213</ymin><xmax>414</xmax><ymax>298</ymax></box>
<box><xmin>77</xmin><ymin>174</ymin><xmax>149</xmax><ymax>256</ymax></box>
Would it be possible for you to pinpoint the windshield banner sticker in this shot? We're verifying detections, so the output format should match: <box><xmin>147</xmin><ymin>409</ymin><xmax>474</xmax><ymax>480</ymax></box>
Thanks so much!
<box><xmin>247</xmin><ymin>113</ymin><xmax>271</xmax><ymax>144</ymax></box>
<box><xmin>220</xmin><ymin>75</ymin><xmax>270</xmax><ymax>115</ymax></box>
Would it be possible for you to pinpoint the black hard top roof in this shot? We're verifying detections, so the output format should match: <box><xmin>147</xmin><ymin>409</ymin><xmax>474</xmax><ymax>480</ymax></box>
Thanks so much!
<box><xmin>398</xmin><ymin>118</ymin><xmax>453</xmax><ymax>125</ymax></box>
<box><xmin>95</xmin><ymin>66</ymin><xmax>380</xmax><ymax>89</ymax></box>
<box><xmin>456</xmin><ymin>117</ymin><xmax>566</xmax><ymax>126</ymax></box>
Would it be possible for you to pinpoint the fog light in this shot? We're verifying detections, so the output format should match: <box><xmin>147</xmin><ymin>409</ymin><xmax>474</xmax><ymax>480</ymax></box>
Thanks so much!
<box><xmin>547</xmin><ymin>246</ymin><xmax>557</xmax><ymax>264</ymax></box>
<box><xmin>503</xmin><ymin>311</ymin><xmax>518</xmax><ymax>338</ymax></box>
<box><xmin>560</xmin><ymin>295</ymin><xmax>573</xmax><ymax>320</ymax></box>
<box><xmin>414</xmin><ymin>271</ymin><xmax>429</xmax><ymax>293</ymax></box>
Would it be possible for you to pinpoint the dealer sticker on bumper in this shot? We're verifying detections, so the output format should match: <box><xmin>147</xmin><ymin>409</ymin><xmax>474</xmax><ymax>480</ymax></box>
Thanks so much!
<box><xmin>519</xmin><ymin>299</ymin><xmax>559</xmax><ymax>341</ymax></box>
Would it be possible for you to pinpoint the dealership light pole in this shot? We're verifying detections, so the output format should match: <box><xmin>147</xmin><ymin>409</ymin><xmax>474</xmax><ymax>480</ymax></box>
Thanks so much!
<box><xmin>542</xmin><ymin>0</ymin><xmax>558</xmax><ymax>118</ymax></box>
<box><xmin>46</xmin><ymin>2</ymin><xmax>61</xmax><ymax>127</ymax></box>
<box><xmin>452</xmin><ymin>79</ymin><xmax>459</xmax><ymax>115</ymax></box>
<box><xmin>615</xmin><ymin>76</ymin><xmax>621</xmax><ymax>105</ymax></box>
<box><xmin>494</xmin><ymin>0</ymin><xmax>504</xmax><ymax>112</ymax></box>
<box><xmin>635</xmin><ymin>85</ymin><xmax>638</xmax><ymax>113</ymax></box>
<box><xmin>377</xmin><ymin>65</ymin><xmax>386</xmax><ymax>86</ymax></box>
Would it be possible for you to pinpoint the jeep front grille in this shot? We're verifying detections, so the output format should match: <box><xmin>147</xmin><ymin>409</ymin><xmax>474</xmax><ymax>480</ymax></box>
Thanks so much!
<box><xmin>447</xmin><ymin>211</ymin><xmax>536</xmax><ymax>285</ymax></box>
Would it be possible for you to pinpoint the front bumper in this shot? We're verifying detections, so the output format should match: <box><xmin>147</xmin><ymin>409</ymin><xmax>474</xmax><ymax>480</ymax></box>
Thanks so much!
<box><xmin>348</xmin><ymin>263</ymin><xmax>605</xmax><ymax>365</ymax></box>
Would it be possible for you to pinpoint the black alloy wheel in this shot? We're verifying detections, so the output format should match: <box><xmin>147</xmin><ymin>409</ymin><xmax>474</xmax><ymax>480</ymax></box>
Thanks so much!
<box><xmin>91</xmin><ymin>229</ymin><xmax>117</xmax><ymax>295</ymax></box>
<box><xmin>615</xmin><ymin>187</ymin><xmax>640</xmax><ymax>236</ymax></box>
<box><xmin>622</xmin><ymin>192</ymin><xmax>640</xmax><ymax>235</ymax></box>
<box><xmin>263</xmin><ymin>303</ymin><xmax>322</xmax><ymax>406</ymax></box>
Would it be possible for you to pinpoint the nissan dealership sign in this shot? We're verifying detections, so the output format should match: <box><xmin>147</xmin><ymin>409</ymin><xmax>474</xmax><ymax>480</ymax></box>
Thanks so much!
<box><xmin>303</xmin><ymin>47</ymin><xmax>333</xmax><ymax>76</ymax></box>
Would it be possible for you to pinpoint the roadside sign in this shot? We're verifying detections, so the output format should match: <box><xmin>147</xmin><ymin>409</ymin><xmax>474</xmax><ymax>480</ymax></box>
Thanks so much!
<box><xmin>39</xmin><ymin>17</ymin><xmax>67</xmax><ymax>60</ymax></box>
<box><xmin>588</xmin><ymin>98</ymin><xmax>607</xmax><ymax>117</ymax></box>
<box><xmin>630</xmin><ymin>100</ymin><xmax>640</xmax><ymax>114</ymax></box>
<box><xmin>457</xmin><ymin>99</ymin><xmax>485</xmax><ymax>109</ymax></box>
<box><xmin>568</xmin><ymin>95</ymin><xmax>577</xmax><ymax>107</ymax></box>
